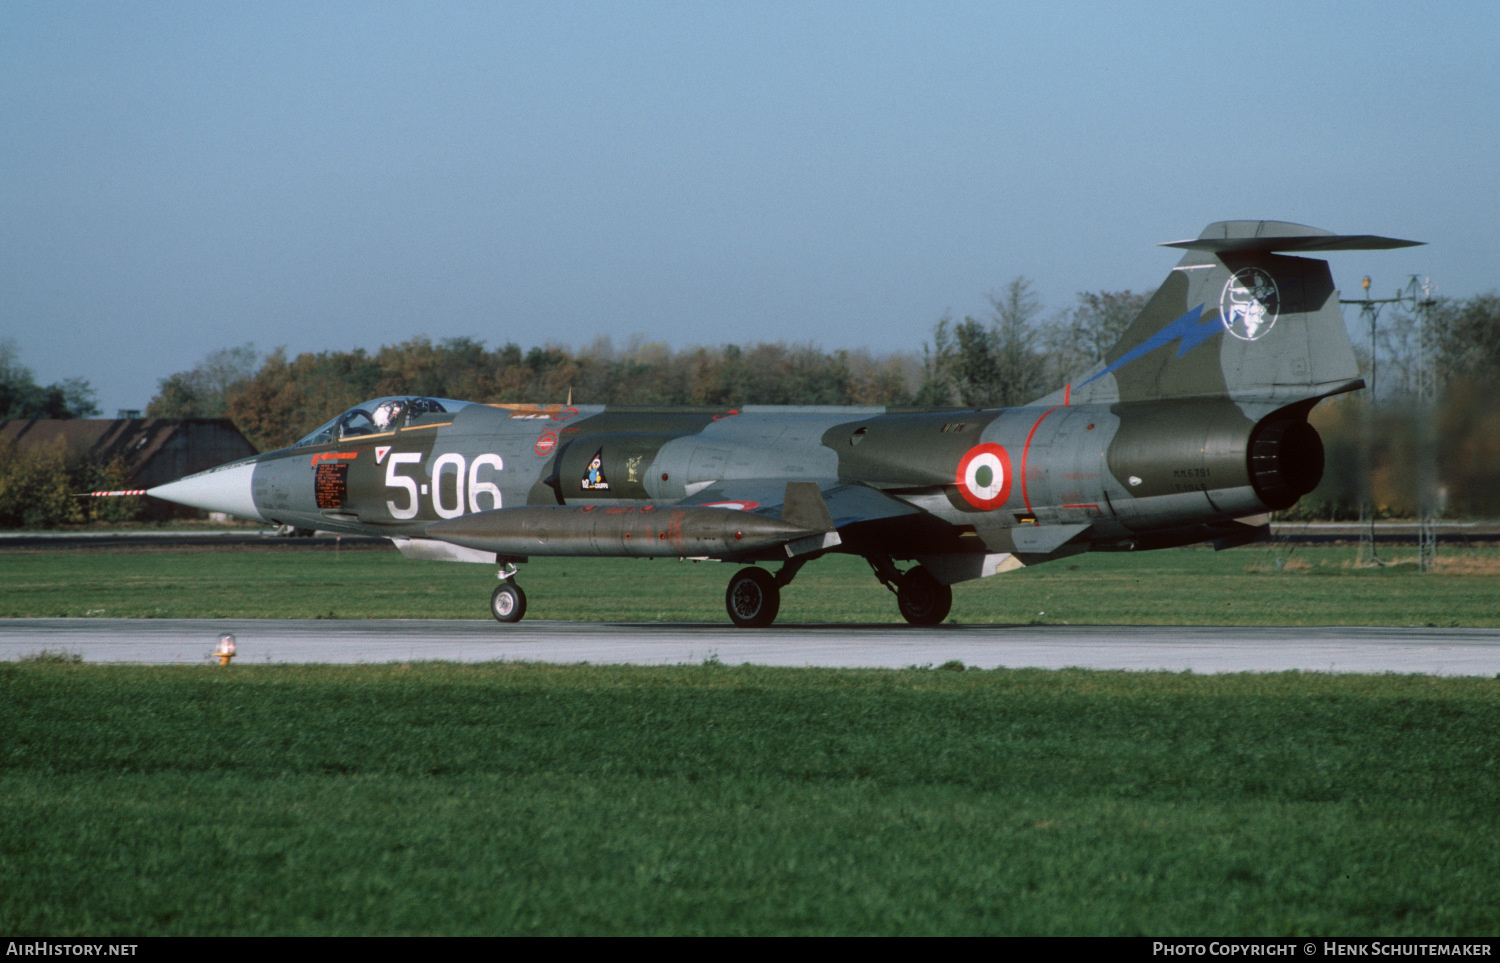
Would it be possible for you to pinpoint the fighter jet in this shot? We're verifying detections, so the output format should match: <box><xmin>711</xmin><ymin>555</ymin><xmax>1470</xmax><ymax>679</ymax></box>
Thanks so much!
<box><xmin>149</xmin><ymin>221</ymin><xmax>1420</xmax><ymax>626</ymax></box>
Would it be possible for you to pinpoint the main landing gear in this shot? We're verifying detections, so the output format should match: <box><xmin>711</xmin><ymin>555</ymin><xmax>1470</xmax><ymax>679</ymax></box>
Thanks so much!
<box><xmin>895</xmin><ymin>566</ymin><xmax>953</xmax><ymax>626</ymax></box>
<box><xmin>725</xmin><ymin>557</ymin><xmax>807</xmax><ymax>627</ymax></box>
<box><xmin>868</xmin><ymin>556</ymin><xmax>952</xmax><ymax>626</ymax></box>
<box><xmin>722</xmin><ymin>556</ymin><xmax>951</xmax><ymax>628</ymax></box>
<box><xmin>725</xmin><ymin>567</ymin><xmax>780</xmax><ymax>628</ymax></box>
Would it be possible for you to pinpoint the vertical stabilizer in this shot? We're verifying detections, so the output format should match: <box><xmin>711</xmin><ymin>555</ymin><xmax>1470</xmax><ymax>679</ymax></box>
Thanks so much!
<box><xmin>1040</xmin><ymin>221</ymin><xmax>1421</xmax><ymax>408</ymax></box>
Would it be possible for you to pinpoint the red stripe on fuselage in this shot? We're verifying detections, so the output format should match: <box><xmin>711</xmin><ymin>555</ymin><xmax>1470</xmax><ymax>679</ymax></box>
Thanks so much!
<box><xmin>1021</xmin><ymin>406</ymin><xmax>1062</xmax><ymax>513</ymax></box>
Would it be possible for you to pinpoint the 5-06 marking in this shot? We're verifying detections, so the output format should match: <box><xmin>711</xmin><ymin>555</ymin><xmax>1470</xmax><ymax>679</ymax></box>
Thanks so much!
<box><xmin>386</xmin><ymin>452</ymin><xmax>504</xmax><ymax>520</ymax></box>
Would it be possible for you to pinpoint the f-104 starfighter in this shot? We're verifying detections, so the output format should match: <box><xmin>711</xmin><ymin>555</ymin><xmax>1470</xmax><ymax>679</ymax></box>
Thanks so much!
<box><xmin>150</xmin><ymin>221</ymin><xmax>1420</xmax><ymax>626</ymax></box>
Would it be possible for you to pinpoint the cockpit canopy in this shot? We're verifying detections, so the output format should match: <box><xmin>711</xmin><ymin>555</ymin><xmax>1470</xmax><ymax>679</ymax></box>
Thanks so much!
<box><xmin>293</xmin><ymin>396</ymin><xmax>474</xmax><ymax>448</ymax></box>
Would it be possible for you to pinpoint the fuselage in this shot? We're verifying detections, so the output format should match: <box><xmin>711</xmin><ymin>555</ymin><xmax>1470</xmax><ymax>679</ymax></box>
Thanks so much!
<box><xmin>156</xmin><ymin>395</ymin><xmax>1309</xmax><ymax>563</ymax></box>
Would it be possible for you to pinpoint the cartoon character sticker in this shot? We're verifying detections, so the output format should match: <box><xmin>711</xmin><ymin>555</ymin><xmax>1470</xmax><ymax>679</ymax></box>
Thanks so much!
<box><xmin>581</xmin><ymin>448</ymin><xmax>610</xmax><ymax>491</ymax></box>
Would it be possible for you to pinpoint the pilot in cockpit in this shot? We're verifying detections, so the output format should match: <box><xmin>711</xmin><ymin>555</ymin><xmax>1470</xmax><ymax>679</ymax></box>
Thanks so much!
<box><xmin>371</xmin><ymin>399</ymin><xmax>408</xmax><ymax>431</ymax></box>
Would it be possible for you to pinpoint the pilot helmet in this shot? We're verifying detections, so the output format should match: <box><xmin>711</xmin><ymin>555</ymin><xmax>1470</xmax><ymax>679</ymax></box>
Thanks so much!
<box><xmin>371</xmin><ymin>399</ymin><xmax>406</xmax><ymax>430</ymax></box>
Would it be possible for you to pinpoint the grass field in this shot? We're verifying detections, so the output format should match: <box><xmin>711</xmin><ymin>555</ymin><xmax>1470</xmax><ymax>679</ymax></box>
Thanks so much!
<box><xmin>5</xmin><ymin>542</ymin><xmax>1497</xmax><ymax>935</ymax></box>
<box><xmin>3</xmin><ymin>660</ymin><xmax>1498</xmax><ymax>936</ymax></box>
<box><xmin>3</xmin><ymin>541</ymin><xmax>1499</xmax><ymax>625</ymax></box>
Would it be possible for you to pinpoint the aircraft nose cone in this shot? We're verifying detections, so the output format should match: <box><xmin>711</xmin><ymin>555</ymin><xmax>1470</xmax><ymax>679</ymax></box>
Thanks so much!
<box><xmin>148</xmin><ymin>460</ymin><xmax>266</xmax><ymax>522</ymax></box>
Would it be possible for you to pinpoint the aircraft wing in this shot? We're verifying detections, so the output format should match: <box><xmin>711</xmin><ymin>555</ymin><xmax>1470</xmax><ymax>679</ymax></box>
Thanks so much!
<box><xmin>679</xmin><ymin>480</ymin><xmax>922</xmax><ymax>529</ymax></box>
<box><xmin>678</xmin><ymin>480</ymin><xmax>933</xmax><ymax>559</ymax></box>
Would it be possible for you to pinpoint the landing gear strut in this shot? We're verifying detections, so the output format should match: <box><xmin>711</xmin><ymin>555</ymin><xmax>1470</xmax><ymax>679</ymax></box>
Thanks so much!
<box><xmin>868</xmin><ymin>556</ymin><xmax>953</xmax><ymax>626</ymax></box>
<box><xmin>490</xmin><ymin>560</ymin><xmax>526</xmax><ymax>624</ymax></box>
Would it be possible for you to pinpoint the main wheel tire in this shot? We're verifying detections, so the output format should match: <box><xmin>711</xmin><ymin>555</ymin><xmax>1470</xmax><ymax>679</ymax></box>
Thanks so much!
<box><xmin>725</xmin><ymin>567</ymin><xmax>780</xmax><ymax>628</ymax></box>
<box><xmin>491</xmin><ymin>582</ymin><xmax>527</xmax><ymax>623</ymax></box>
<box><xmin>896</xmin><ymin>566</ymin><xmax>952</xmax><ymax>626</ymax></box>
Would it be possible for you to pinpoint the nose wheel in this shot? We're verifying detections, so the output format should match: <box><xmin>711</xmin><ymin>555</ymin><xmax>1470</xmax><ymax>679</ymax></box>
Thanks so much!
<box><xmin>491</xmin><ymin>581</ymin><xmax>527</xmax><ymax>623</ymax></box>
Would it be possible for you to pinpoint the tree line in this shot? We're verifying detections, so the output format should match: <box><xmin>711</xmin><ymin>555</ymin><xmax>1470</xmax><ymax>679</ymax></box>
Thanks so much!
<box><xmin>0</xmin><ymin>340</ymin><xmax>99</xmax><ymax>421</ymax></box>
<box><xmin>1295</xmin><ymin>292</ymin><xmax>1500</xmax><ymax>520</ymax></box>
<box><xmin>143</xmin><ymin>280</ymin><xmax>1150</xmax><ymax>452</ymax></box>
<box><xmin>0</xmin><ymin>436</ymin><xmax>137</xmax><ymax>528</ymax></box>
<box><xmin>148</xmin><ymin>337</ymin><xmax>915</xmax><ymax>453</ymax></box>
<box><xmin>0</xmin><ymin>340</ymin><xmax>121</xmax><ymax>526</ymax></box>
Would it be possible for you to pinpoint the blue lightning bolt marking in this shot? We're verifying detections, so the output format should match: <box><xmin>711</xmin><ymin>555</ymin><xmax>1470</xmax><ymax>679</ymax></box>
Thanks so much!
<box><xmin>1076</xmin><ymin>304</ymin><xmax>1220</xmax><ymax>388</ymax></box>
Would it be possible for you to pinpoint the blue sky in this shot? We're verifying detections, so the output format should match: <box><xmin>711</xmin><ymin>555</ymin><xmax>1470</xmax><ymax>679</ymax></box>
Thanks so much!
<box><xmin>3</xmin><ymin>1</ymin><xmax>1495</xmax><ymax>414</ymax></box>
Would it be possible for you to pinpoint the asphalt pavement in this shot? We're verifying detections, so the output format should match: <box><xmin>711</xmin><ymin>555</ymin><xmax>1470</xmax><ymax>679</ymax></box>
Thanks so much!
<box><xmin>5</xmin><ymin>618</ymin><xmax>1498</xmax><ymax>676</ymax></box>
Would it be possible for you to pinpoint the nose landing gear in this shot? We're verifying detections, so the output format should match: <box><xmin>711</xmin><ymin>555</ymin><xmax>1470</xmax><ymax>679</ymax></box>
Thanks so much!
<box><xmin>490</xmin><ymin>581</ymin><xmax>526</xmax><ymax>623</ymax></box>
<box><xmin>489</xmin><ymin>560</ymin><xmax>526</xmax><ymax>623</ymax></box>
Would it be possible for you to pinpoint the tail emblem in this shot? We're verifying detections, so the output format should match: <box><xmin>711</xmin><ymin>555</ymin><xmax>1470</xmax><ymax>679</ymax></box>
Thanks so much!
<box><xmin>1221</xmin><ymin>268</ymin><xmax>1280</xmax><ymax>341</ymax></box>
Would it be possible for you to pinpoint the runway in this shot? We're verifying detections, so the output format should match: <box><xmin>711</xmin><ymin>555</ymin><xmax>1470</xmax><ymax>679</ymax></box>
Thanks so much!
<box><xmin>4</xmin><ymin>618</ymin><xmax>1499</xmax><ymax>675</ymax></box>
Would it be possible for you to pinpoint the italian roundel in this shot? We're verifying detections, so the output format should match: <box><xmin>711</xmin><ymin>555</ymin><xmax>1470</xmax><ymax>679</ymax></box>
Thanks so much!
<box><xmin>955</xmin><ymin>443</ymin><xmax>1013</xmax><ymax>510</ymax></box>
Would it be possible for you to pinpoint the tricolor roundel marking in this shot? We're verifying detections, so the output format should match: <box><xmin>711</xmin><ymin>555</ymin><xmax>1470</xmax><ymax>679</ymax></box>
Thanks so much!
<box><xmin>956</xmin><ymin>443</ymin><xmax>1013</xmax><ymax>510</ymax></box>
